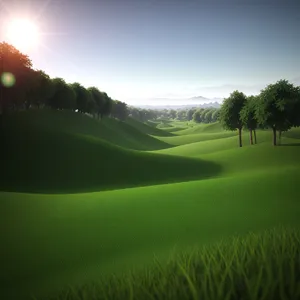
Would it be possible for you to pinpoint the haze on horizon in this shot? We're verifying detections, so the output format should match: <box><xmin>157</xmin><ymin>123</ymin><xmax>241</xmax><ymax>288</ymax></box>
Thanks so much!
<box><xmin>0</xmin><ymin>0</ymin><xmax>299</xmax><ymax>106</ymax></box>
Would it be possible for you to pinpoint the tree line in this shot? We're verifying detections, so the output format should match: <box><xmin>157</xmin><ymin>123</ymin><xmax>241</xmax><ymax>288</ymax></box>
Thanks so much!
<box><xmin>219</xmin><ymin>82</ymin><xmax>300</xmax><ymax>146</ymax></box>
<box><xmin>1</xmin><ymin>42</ymin><xmax>299</xmax><ymax>147</ymax></box>
<box><xmin>127</xmin><ymin>106</ymin><xmax>220</xmax><ymax>123</ymax></box>
<box><xmin>0</xmin><ymin>42</ymin><xmax>128</xmax><ymax>121</ymax></box>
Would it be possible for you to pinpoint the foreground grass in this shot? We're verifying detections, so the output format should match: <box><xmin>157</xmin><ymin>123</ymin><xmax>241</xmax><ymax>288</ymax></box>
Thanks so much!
<box><xmin>1</xmin><ymin>167</ymin><xmax>300</xmax><ymax>300</ymax></box>
<box><xmin>43</xmin><ymin>226</ymin><xmax>300</xmax><ymax>300</ymax></box>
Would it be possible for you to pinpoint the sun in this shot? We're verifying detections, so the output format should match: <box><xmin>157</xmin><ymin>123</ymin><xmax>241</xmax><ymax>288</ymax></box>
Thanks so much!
<box><xmin>5</xmin><ymin>19</ymin><xmax>39</xmax><ymax>52</ymax></box>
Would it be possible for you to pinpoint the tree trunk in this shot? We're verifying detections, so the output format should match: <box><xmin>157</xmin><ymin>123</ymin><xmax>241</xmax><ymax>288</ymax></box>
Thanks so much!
<box><xmin>278</xmin><ymin>130</ymin><xmax>282</xmax><ymax>145</ymax></box>
<box><xmin>253</xmin><ymin>129</ymin><xmax>257</xmax><ymax>144</ymax></box>
<box><xmin>249</xmin><ymin>129</ymin><xmax>253</xmax><ymax>145</ymax></box>
<box><xmin>272</xmin><ymin>126</ymin><xmax>277</xmax><ymax>146</ymax></box>
<box><xmin>238</xmin><ymin>128</ymin><xmax>242</xmax><ymax>147</ymax></box>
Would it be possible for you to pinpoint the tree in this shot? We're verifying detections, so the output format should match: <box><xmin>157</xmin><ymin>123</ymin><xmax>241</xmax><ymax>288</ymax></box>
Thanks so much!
<box><xmin>192</xmin><ymin>109</ymin><xmax>202</xmax><ymax>123</ymax></box>
<box><xmin>211</xmin><ymin>109</ymin><xmax>220</xmax><ymax>122</ymax></box>
<box><xmin>0</xmin><ymin>42</ymin><xmax>33</xmax><ymax>114</ymax></box>
<box><xmin>200</xmin><ymin>109</ymin><xmax>209</xmax><ymax>123</ymax></box>
<box><xmin>176</xmin><ymin>110</ymin><xmax>187</xmax><ymax>121</ymax></box>
<box><xmin>255</xmin><ymin>80</ymin><xmax>299</xmax><ymax>146</ymax></box>
<box><xmin>48</xmin><ymin>78</ymin><xmax>76</xmax><ymax>110</ymax></box>
<box><xmin>88</xmin><ymin>87</ymin><xmax>105</xmax><ymax>119</ymax></box>
<box><xmin>111</xmin><ymin>100</ymin><xmax>128</xmax><ymax>121</ymax></box>
<box><xmin>240</xmin><ymin>95</ymin><xmax>259</xmax><ymax>145</ymax></box>
<box><xmin>101</xmin><ymin>92</ymin><xmax>113</xmax><ymax>118</ymax></box>
<box><xmin>26</xmin><ymin>70</ymin><xmax>55</xmax><ymax>109</ymax></box>
<box><xmin>290</xmin><ymin>86</ymin><xmax>300</xmax><ymax>128</ymax></box>
<box><xmin>169</xmin><ymin>109</ymin><xmax>177</xmax><ymax>119</ymax></box>
<box><xmin>71</xmin><ymin>83</ymin><xmax>93</xmax><ymax>113</ymax></box>
<box><xmin>203</xmin><ymin>109</ymin><xmax>214</xmax><ymax>123</ymax></box>
<box><xmin>219</xmin><ymin>90</ymin><xmax>247</xmax><ymax>147</ymax></box>
<box><xmin>187</xmin><ymin>108</ymin><xmax>197</xmax><ymax>121</ymax></box>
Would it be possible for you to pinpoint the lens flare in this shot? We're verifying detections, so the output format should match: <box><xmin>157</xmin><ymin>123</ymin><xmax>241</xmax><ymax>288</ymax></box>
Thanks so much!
<box><xmin>1</xmin><ymin>72</ymin><xmax>16</xmax><ymax>87</ymax></box>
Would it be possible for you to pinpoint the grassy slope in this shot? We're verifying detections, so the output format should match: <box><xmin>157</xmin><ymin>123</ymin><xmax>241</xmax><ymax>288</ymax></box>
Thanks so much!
<box><xmin>126</xmin><ymin>117</ymin><xmax>174</xmax><ymax>136</ymax></box>
<box><xmin>174</xmin><ymin>122</ymin><xmax>223</xmax><ymax>135</ymax></box>
<box><xmin>1</xmin><ymin>167</ymin><xmax>300</xmax><ymax>300</ymax></box>
<box><xmin>0</xmin><ymin>112</ymin><xmax>221</xmax><ymax>194</ymax></box>
<box><xmin>1</xmin><ymin>113</ymin><xmax>300</xmax><ymax>300</ymax></box>
<box><xmin>1</xmin><ymin>109</ymin><xmax>171</xmax><ymax>150</ymax></box>
<box><xmin>153</xmin><ymin>131</ymin><xmax>272</xmax><ymax>156</ymax></box>
<box><xmin>155</xmin><ymin>131</ymin><xmax>237</xmax><ymax>146</ymax></box>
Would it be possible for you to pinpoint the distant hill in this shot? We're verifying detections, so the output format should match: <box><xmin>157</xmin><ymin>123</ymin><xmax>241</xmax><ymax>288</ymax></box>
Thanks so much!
<box><xmin>133</xmin><ymin>101</ymin><xmax>221</xmax><ymax>110</ymax></box>
<box><xmin>129</xmin><ymin>95</ymin><xmax>223</xmax><ymax>110</ymax></box>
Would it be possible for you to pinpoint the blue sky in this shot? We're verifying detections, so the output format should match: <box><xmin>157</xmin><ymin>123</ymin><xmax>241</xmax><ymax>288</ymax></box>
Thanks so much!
<box><xmin>0</xmin><ymin>0</ymin><xmax>299</xmax><ymax>105</ymax></box>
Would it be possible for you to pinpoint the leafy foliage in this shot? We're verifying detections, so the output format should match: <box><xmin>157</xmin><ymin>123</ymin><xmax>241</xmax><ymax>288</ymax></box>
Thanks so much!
<box><xmin>48</xmin><ymin>78</ymin><xmax>76</xmax><ymax>110</ymax></box>
<box><xmin>0</xmin><ymin>42</ymin><xmax>33</xmax><ymax>112</ymax></box>
<box><xmin>255</xmin><ymin>80</ymin><xmax>300</xmax><ymax>145</ymax></box>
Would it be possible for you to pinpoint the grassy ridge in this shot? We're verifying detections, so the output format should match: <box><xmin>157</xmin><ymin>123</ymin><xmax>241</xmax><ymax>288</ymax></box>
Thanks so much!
<box><xmin>155</xmin><ymin>131</ymin><xmax>237</xmax><ymax>146</ymax></box>
<box><xmin>1</xmin><ymin>111</ymin><xmax>300</xmax><ymax>300</ymax></box>
<box><xmin>174</xmin><ymin>122</ymin><xmax>223</xmax><ymax>135</ymax></box>
<box><xmin>1</xmin><ymin>110</ymin><xmax>171</xmax><ymax>150</ymax></box>
<box><xmin>0</xmin><ymin>131</ymin><xmax>221</xmax><ymax>194</ymax></box>
<box><xmin>0</xmin><ymin>110</ymin><xmax>221</xmax><ymax>193</ymax></box>
<box><xmin>126</xmin><ymin>117</ymin><xmax>175</xmax><ymax>137</ymax></box>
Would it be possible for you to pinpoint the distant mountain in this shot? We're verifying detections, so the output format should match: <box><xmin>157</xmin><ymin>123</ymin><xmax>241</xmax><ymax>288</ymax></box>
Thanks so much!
<box><xmin>131</xmin><ymin>96</ymin><xmax>223</xmax><ymax>110</ymax></box>
<box><xmin>133</xmin><ymin>101</ymin><xmax>221</xmax><ymax>110</ymax></box>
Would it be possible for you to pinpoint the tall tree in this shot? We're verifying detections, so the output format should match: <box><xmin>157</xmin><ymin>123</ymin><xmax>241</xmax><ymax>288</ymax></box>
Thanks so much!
<box><xmin>71</xmin><ymin>83</ymin><xmax>93</xmax><ymax>113</ymax></box>
<box><xmin>176</xmin><ymin>110</ymin><xmax>187</xmax><ymax>121</ymax></box>
<box><xmin>203</xmin><ymin>109</ymin><xmax>214</xmax><ymax>123</ymax></box>
<box><xmin>0</xmin><ymin>42</ymin><xmax>33</xmax><ymax>114</ymax></box>
<box><xmin>290</xmin><ymin>86</ymin><xmax>300</xmax><ymax>128</ymax></box>
<box><xmin>219</xmin><ymin>90</ymin><xmax>247</xmax><ymax>147</ymax></box>
<box><xmin>88</xmin><ymin>87</ymin><xmax>105</xmax><ymax>119</ymax></box>
<box><xmin>240</xmin><ymin>95</ymin><xmax>259</xmax><ymax>145</ymax></box>
<box><xmin>255</xmin><ymin>80</ymin><xmax>299</xmax><ymax>146</ymax></box>
<box><xmin>26</xmin><ymin>70</ymin><xmax>55</xmax><ymax>109</ymax></box>
<box><xmin>111</xmin><ymin>100</ymin><xmax>128</xmax><ymax>121</ymax></box>
<box><xmin>48</xmin><ymin>78</ymin><xmax>76</xmax><ymax>110</ymax></box>
<box><xmin>211</xmin><ymin>109</ymin><xmax>220</xmax><ymax>122</ymax></box>
<box><xmin>101</xmin><ymin>92</ymin><xmax>113</xmax><ymax>118</ymax></box>
<box><xmin>187</xmin><ymin>108</ymin><xmax>197</xmax><ymax>121</ymax></box>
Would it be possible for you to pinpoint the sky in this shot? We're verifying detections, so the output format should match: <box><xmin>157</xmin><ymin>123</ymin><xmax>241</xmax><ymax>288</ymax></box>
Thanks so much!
<box><xmin>0</xmin><ymin>0</ymin><xmax>299</xmax><ymax>105</ymax></box>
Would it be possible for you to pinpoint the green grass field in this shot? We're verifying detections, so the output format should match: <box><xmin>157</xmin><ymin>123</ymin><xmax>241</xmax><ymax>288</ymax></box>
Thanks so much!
<box><xmin>1</xmin><ymin>110</ymin><xmax>300</xmax><ymax>300</ymax></box>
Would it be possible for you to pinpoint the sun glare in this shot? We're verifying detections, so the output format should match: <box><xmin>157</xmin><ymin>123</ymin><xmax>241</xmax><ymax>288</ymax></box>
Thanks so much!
<box><xmin>5</xmin><ymin>19</ymin><xmax>39</xmax><ymax>52</ymax></box>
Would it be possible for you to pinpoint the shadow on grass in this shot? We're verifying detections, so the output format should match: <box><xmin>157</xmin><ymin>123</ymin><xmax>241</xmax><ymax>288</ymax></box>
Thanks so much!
<box><xmin>0</xmin><ymin>130</ymin><xmax>223</xmax><ymax>194</ymax></box>
<box><xmin>278</xmin><ymin>143</ymin><xmax>300</xmax><ymax>147</ymax></box>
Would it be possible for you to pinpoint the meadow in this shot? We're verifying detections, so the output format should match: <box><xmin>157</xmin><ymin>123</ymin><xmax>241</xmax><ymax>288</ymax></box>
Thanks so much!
<box><xmin>1</xmin><ymin>109</ymin><xmax>300</xmax><ymax>300</ymax></box>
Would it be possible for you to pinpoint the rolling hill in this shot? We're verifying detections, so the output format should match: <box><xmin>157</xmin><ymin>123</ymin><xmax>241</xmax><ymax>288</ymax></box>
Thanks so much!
<box><xmin>1</xmin><ymin>109</ymin><xmax>300</xmax><ymax>300</ymax></box>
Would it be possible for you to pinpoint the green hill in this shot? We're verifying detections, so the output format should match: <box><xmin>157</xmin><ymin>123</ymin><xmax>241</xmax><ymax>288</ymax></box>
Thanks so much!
<box><xmin>174</xmin><ymin>122</ymin><xmax>223</xmax><ymax>135</ymax></box>
<box><xmin>126</xmin><ymin>117</ymin><xmax>175</xmax><ymax>136</ymax></box>
<box><xmin>155</xmin><ymin>131</ymin><xmax>237</xmax><ymax>146</ymax></box>
<box><xmin>1</xmin><ymin>109</ymin><xmax>171</xmax><ymax>151</ymax></box>
<box><xmin>1</xmin><ymin>112</ymin><xmax>300</xmax><ymax>300</ymax></box>
<box><xmin>0</xmin><ymin>110</ymin><xmax>221</xmax><ymax>193</ymax></box>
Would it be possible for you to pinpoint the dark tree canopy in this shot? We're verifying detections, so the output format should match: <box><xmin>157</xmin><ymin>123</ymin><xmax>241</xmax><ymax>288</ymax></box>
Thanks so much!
<box><xmin>48</xmin><ymin>78</ymin><xmax>76</xmax><ymax>110</ymax></box>
<box><xmin>111</xmin><ymin>100</ymin><xmax>128</xmax><ymax>121</ymax></box>
<box><xmin>26</xmin><ymin>70</ymin><xmax>55</xmax><ymax>109</ymax></box>
<box><xmin>255</xmin><ymin>80</ymin><xmax>299</xmax><ymax>145</ymax></box>
<box><xmin>240</xmin><ymin>96</ymin><xmax>258</xmax><ymax>130</ymax></box>
<box><xmin>240</xmin><ymin>95</ymin><xmax>259</xmax><ymax>145</ymax></box>
<box><xmin>219</xmin><ymin>90</ymin><xmax>247</xmax><ymax>147</ymax></box>
<box><xmin>0</xmin><ymin>42</ymin><xmax>33</xmax><ymax>113</ymax></box>
<box><xmin>71</xmin><ymin>83</ymin><xmax>93</xmax><ymax>113</ymax></box>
